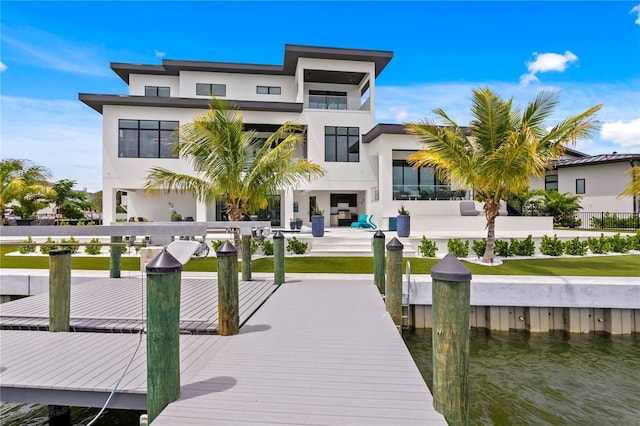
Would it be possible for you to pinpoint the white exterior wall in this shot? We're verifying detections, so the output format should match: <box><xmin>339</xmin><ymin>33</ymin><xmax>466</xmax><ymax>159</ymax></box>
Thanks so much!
<box><xmin>128</xmin><ymin>75</ymin><xmax>180</xmax><ymax>96</ymax></box>
<box><xmin>179</xmin><ymin>72</ymin><xmax>296</xmax><ymax>102</ymax></box>
<box><xmin>558</xmin><ymin>162</ymin><xmax>635</xmax><ymax>213</ymax></box>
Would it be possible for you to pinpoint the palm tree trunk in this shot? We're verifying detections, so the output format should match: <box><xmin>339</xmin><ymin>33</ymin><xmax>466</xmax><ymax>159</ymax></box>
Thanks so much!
<box><xmin>483</xmin><ymin>200</ymin><xmax>500</xmax><ymax>263</ymax></box>
<box><xmin>227</xmin><ymin>205</ymin><xmax>242</xmax><ymax>249</ymax></box>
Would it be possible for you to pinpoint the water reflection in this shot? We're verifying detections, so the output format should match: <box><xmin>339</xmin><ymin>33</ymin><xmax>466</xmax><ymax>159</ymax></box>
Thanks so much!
<box><xmin>403</xmin><ymin>329</ymin><xmax>640</xmax><ymax>426</ymax></box>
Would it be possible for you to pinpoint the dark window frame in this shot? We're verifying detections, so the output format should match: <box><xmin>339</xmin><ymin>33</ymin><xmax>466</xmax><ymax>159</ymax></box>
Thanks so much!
<box><xmin>196</xmin><ymin>83</ymin><xmax>226</xmax><ymax>97</ymax></box>
<box><xmin>257</xmin><ymin>85</ymin><xmax>281</xmax><ymax>95</ymax></box>
<box><xmin>545</xmin><ymin>174</ymin><xmax>559</xmax><ymax>191</ymax></box>
<box><xmin>118</xmin><ymin>119</ymin><xmax>179</xmax><ymax>159</ymax></box>
<box><xmin>576</xmin><ymin>178</ymin><xmax>586</xmax><ymax>194</ymax></box>
<box><xmin>144</xmin><ymin>86</ymin><xmax>170</xmax><ymax>97</ymax></box>
<box><xmin>324</xmin><ymin>126</ymin><xmax>359</xmax><ymax>163</ymax></box>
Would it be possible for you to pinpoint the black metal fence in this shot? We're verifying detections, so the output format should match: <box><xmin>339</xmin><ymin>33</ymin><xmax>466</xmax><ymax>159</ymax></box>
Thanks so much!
<box><xmin>574</xmin><ymin>212</ymin><xmax>640</xmax><ymax>231</ymax></box>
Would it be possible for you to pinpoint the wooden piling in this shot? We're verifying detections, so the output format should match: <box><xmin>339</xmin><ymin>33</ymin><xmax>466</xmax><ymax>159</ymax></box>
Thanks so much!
<box><xmin>373</xmin><ymin>230</ymin><xmax>386</xmax><ymax>294</ymax></box>
<box><xmin>49</xmin><ymin>249</ymin><xmax>71</xmax><ymax>332</ymax></box>
<box><xmin>431</xmin><ymin>253</ymin><xmax>471</xmax><ymax>426</ymax></box>
<box><xmin>241</xmin><ymin>234</ymin><xmax>252</xmax><ymax>281</ymax></box>
<box><xmin>273</xmin><ymin>230</ymin><xmax>285</xmax><ymax>285</ymax></box>
<box><xmin>110</xmin><ymin>235</ymin><xmax>122</xmax><ymax>278</ymax></box>
<box><xmin>217</xmin><ymin>241</ymin><xmax>239</xmax><ymax>336</ymax></box>
<box><xmin>146</xmin><ymin>249</ymin><xmax>182</xmax><ymax>423</ymax></box>
<box><xmin>385</xmin><ymin>237</ymin><xmax>403</xmax><ymax>328</ymax></box>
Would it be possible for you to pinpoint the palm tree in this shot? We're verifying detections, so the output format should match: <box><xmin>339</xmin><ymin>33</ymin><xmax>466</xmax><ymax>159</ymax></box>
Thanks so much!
<box><xmin>405</xmin><ymin>87</ymin><xmax>601</xmax><ymax>263</ymax></box>
<box><xmin>144</xmin><ymin>98</ymin><xmax>324</xmax><ymax>247</ymax></box>
<box><xmin>0</xmin><ymin>158</ymin><xmax>52</xmax><ymax>224</ymax></box>
<box><xmin>620</xmin><ymin>166</ymin><xmax>640</xmax><ymax>197</ymax></box>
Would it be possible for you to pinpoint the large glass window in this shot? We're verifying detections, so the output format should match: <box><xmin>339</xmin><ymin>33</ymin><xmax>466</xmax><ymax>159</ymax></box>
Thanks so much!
<box><xmin>118</xmin><ymin>120</ymin><xmax>179</xmax><ymax>158</ymax></box>
<box><xmin>325</xmin><ymin>126</ymin><xmax>359</xmax><ymax>162</ymax></box>
<box><xmin>257</xmin><ymin>86</ymin><xmax>281</xmax><ymax>95</ymax></box>
<box><xmin>393</xmin><ymin>160</ymin><xmax>447</xmax><ymax>199</ymax></box>
<box><xmin>196</xmin><ymin>83</ymin><xmax>226</xmax><ymax>97</ymax></box>
<box><xmin>545</xmin><ymin>174</ymin><xmax>558</xmax><ymax>191</ymax></box>
<box><xmin>309</xmin><ymin>90</ymin><xmax>347</xmax><ymax>110</ymax></box>
<box><xmin>145</xmin><ymin>86</ymin><xmax>170</xmax><ymax>97</ymax></box>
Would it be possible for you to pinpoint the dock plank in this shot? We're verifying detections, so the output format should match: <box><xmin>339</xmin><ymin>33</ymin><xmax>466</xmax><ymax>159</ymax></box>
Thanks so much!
<box><xmin>153</xmin><ymin>280</ymin><xmax>446</xmax><ymax>425</ymax></box>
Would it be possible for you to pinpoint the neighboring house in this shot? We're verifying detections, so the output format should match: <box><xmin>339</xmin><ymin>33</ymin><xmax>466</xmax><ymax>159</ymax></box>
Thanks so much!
<box><xmin>80</xmin><ymin>44</ymin><xmax>637</xmax><ymax>229</ymax></box>
<box><xmin>531</xmin><ymin>152</ymin><xmax>640</xmax><ymax>214</ymax></box>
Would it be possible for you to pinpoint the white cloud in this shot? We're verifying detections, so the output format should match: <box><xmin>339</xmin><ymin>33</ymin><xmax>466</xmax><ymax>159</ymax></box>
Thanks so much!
<box><xmin>631</xmin><ymin>4</ymin><xmax>640</xmax><ymax>25</ymax></box>
<box><xmin>0</xmin><ymin>61</ymin><xmax>6</xmax><ymax>72</ymax></box>
<box><xmin>376</xmin><ymin>81</ymin><xmax>640</xmax><ymax>155</ymax></box>
<box><xmin>520</xmin><ymin>51</ymin><xmax>578</xmax><ymax>86</ymax></box>
<box><xmin>155</xmin><ymin>49</ymin><xmax>166</xmax><ymax>58</ymax></box>
<box><xmin>1</xmin><ymin>29</ymin><xmax>110</xmax><ymax>77</ymax></box>
<box><xmin>0</xmin><ymin>96</ymin><xmax>103</xmax><ymax>192</ymax></box>
<box><xmin>600</xmin><ymin>118</ymin><xmax>640</xmax><ymax>149</ymax></box>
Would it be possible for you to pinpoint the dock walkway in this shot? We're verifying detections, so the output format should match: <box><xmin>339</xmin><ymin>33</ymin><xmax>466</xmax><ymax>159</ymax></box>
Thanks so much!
<box><xmin>154</xmin><ymin>279</ymin><xmax>446</xmax><ymax>425</ymax></box>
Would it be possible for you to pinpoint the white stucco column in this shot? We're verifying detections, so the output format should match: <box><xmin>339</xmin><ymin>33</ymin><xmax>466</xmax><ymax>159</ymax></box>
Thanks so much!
<box><xmin>378</xmin><ymin>147</ymin><xmax>393</xmax><ymax>218</ymax></box>
<box><xmin>103</xmin><ymin>186</ymin><xmax>115</xmax><ymax>224</ymax></box>
<box><xmin>283</xmin><ymin>188</ymin><xmax>294</xmax><ymax>227</ymax></box>
<box><xmin>196</xmin><ymin>200</ymin><xmax>207</xmax><ymax>222</ymax></box>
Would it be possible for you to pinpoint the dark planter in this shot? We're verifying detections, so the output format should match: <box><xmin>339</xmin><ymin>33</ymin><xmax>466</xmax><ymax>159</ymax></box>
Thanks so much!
<box><xmin>290</xmin><ymin>221</ymin><xmax>296</xmax><ymax>230</ymax></box>
<box><xmin>295</xmin><ymin>219</ymin><xmax>303</xmax><ymax>230</ymax></box>
<box><xmin>311</xmin><ymin>215</ymin><xmax>325</xmax><ymax>237</ymax></box>
<box><xmin>397</xmin><ymin>215</ymin><xmax>411</xmax><ymax>237</ymax></box>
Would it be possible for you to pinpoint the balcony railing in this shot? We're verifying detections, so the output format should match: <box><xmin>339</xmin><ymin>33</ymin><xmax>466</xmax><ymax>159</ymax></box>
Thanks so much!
<box><xmin>392</xmin><ymin>185</ymin><xmax>471</xmax><ymax>201</ymax></box>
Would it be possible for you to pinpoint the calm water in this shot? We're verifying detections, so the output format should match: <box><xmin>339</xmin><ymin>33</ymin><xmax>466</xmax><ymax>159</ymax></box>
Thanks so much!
<box><xmin>404</xmin><ymin>329</ymin><xmax>640</xmax><ymax>425</ymax></box>
<box><xmin>0</xmin><ymin>404</ymin><xmax>144</xmax><ymax>426</ymax></box>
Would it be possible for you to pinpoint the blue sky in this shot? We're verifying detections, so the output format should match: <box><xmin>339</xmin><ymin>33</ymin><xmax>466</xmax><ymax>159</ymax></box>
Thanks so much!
<box><xmin>2</xmin><ymin>1</ymin><xmax>639</xmax><ymax>192</ymax></box>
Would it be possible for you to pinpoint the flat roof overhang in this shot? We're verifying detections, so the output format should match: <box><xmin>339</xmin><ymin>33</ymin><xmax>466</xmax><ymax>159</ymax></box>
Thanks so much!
<box><xmin>79</xmin><ymin>94</ymin><xmax>303</xmax><ymax>114</ymax></box>
<box><xmin>110</xmin><ymin>44</ymin><xmax>393</xmax><ymax>84</ymax></box>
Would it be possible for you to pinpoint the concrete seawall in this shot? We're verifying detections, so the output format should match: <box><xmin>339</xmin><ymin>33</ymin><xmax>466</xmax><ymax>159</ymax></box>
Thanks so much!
<box><xmin>407</xmin><ymin>275</ymin><xmax>640</xmax><ymax>334</ymax></box>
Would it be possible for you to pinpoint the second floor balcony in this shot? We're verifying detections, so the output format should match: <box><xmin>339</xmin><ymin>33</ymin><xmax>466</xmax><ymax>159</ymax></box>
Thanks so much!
<box><xmin>392</xmin><ymin>185</ymin><xmax>472</xmax><ymax>201</ymax></box>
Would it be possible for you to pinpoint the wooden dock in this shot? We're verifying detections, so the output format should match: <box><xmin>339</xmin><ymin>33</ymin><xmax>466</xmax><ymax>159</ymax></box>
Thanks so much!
<box><xmin>0</xmin><ymin>277</ymin><xmax>445</xmax><ymax>424</ymax></box>
<box><xmin>0</xmin><ymin>277</ymin><xmax>276</xmax><ymax>333</ymax></box>
<box><xmin>153</xmin><ymin>279</ymin><xmax>446</xmax><ymax>425</ymax></box>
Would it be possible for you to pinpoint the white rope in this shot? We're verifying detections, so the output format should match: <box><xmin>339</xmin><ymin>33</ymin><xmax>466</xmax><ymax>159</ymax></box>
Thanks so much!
<box><xmin>87</xmin><ymin>244</ymin><xmax>147</xmax><ymax>426</ymax></box>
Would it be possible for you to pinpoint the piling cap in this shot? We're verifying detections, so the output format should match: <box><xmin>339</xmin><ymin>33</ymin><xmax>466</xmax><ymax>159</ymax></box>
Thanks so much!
<box><xmin>273</xmin><ymin>230</ymin><xmax>284</xmax><ymax>240</ymax></box>
<box><xmin>386</xmin><ymin>237</ymin><xmax>404</xmax><ymax>250</ymax></box>
<box><xmin>49</xmin><ymin>249</ymin><xmax>71</xmax><ymax>256</ymax></box>
<box><xmin>216</xmin><ymin>240</ymin><xmax>237</xmax><ymax>256</ymax></box>
<box><xmin>431</xmin><ymin>253</ymin><xmax>472</xmax><ymax>282</ymax></box>
<box><xmin>374</xmin><ymin>230</ymin><xmax>385</xmax><ymax>239</ymax></box>
<box><xmin>146</xmin><ymin>248</ymin><xmax>182</xmax><ymax>274</ymax></box>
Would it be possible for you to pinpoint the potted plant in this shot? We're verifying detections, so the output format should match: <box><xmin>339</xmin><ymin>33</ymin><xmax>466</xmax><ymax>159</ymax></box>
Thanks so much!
<box><xmin>295</xmin><ymin>217</ymin><xmax>303</xmax><ymax>230</ymax></box>
<box><xmin>289</xmin><ymin>218</ymin><xmax>296</xmax><ymax>230</ymax></box>
<box><xmin>397</xmin><ymin>204</ymin><xmax>410</xmax><ymax>237</ymax></box>
<box><xmin>311</xmin><ymin>207</ymin><xmax>325</xmax><ymax>237</ymax></box>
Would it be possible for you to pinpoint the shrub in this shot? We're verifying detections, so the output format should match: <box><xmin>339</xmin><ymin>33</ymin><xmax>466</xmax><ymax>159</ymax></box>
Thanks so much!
<box><xmin>627</xmin><ymin>232</ymin><xmax>640</xmax><ymax>251</ymax></box>
<box><xmin>608</xmin><ymin>233</ymin><xmax>629</xmax><ymax>253</ymax></box>
<box><xmin>510</xmin><ymin>235</ymin><xmax>535</xmax><ymax>257</ymax></box>
<box><xmin>471</xmin><ymin>239</ymin><xmax>486</xmax><ymax>257</ymax></box>
<box><xmin>60</xmin><ymin>236</ymin><xmax>80</xmax><ymax>254</ymax></box>
<box><xmin>540</xmin><ymin>235</ymin><xmax>564</xmax><ymax>256</ymax></box>
<box><xmin>494</xmin><ymin>240</ymin><xmax>510</xmax><ymax>257</ymax></box>
<box><xmin>418</xmin><ymin>236</ymin><xmax>438</xmax><ymax>257</ymax></box>
<box><xmin>211</xmin><ymin>240</ymin><xmax>225</xmax><ymax>253</ymax></box>
<box><xmin>39</xmin><ymin>237</ymin><xmax>59</xmax><ymax>255</ymax></box>
<box><xmin>447</xmin><ymin>238</ymin><xmax>469</xmax><ymax>258</ymax></box>
<box><xmin>587</xmin><ymin>233</ymin><xmax>611</xmax><ymax>254</ymax></box>
<box><xmin>18</xmin><ymin>236</ymin><xmax>36</xmax><ymax>254</ymax></box>
<box><xmin>563</xmin><ymin>237</ymin><xmax>587</xmax><ymax>256</ymax></box>
<box><xmin>286</xmin><ymin>236</ymin><xmax>308</xmax><ymax>255</ymax></box>
<box><xmin>84</xmin><ymin>237</ymin><xmax>102</xmax><ymax>255</ymax></box>
<box><xmin>261</xmin><ymin>240</ymin><xmax>274</xmax><ymax>256</ymax></box>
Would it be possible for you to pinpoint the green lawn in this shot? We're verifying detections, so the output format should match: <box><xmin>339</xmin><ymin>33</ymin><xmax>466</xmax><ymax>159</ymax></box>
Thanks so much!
<box><xmin>1</xmin><ymin>245</ymin><xmax>638</xmax><ymax>276</ymax></box>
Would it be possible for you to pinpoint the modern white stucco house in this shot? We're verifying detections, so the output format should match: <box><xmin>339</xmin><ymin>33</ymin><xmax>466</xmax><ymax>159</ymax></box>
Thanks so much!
<box><xmin>80</xmin><ymin>44</ymin><xmax>638</xmax><ymax>229</ymax></box>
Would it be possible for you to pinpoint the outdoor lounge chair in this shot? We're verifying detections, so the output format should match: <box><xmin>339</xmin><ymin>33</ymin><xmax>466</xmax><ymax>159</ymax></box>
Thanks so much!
<box><xmin>350</xmin><ymin>214</ymin><xmax>377</xmax><ymax>229</ymax></box>
<box><xmin>459</xmin><ymin>201</ymin><xmax>480</xmax><ymax>216</ymax></box>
